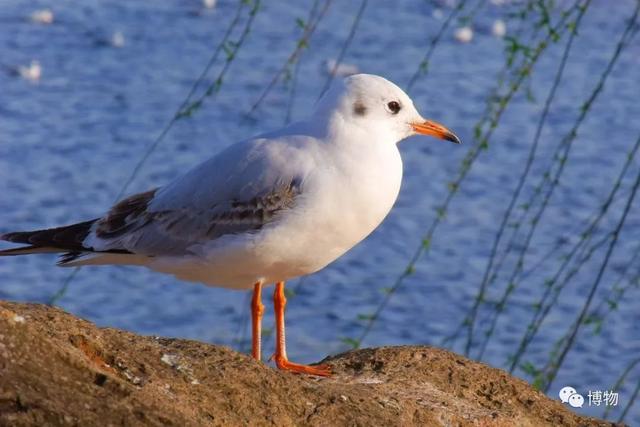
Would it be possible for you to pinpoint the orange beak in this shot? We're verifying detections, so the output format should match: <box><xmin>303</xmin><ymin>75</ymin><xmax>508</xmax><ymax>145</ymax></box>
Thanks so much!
<box><xmin>412</xmin><ymin>120</ymin><xmax>461</xmax><ymax>144</ymax></box>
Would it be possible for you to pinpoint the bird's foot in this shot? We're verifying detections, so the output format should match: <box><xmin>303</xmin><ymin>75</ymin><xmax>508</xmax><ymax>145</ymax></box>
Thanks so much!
<box><xmin>271</xmin><ymin>354</ymin><xmax>331</xmax><ymax>377</ymax></box>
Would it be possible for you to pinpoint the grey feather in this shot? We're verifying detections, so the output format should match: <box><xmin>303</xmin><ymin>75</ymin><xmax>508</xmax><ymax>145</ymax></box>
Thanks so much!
<box><xmin>89</xmin><ymin>136</ymin><xmax>314</xmax><ymax>256</ymax></box>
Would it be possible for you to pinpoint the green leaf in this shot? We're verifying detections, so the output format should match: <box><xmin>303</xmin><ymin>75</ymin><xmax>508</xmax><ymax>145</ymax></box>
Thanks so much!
<box><xmin>340</xmin><ymin>337</ymin><xmax>360</xmax><ymax>349</ymax></box>
<box><xmin>520</xmin><ymin>361</ymin><xmax>539</xmax><ymax>377</ymax></box>
<box><xmin>474</xmin><ymin>124</ymin><xmax>482</xmax><ymax>140</ymax></box>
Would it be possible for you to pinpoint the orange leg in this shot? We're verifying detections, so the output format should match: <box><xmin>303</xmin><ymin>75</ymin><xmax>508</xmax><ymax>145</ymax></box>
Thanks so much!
<box><xmin>272</xmin><ymin>281</ymin><xmax>331</xmax><ymax>376</ymax></box>
<box><xmin>251</xmin><ymin>281</ymin><xmax>265</xmax><ymax>361</ymax></box>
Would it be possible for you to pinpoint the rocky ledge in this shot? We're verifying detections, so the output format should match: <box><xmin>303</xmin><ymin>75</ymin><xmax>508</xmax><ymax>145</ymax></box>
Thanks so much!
<box><xmin>0</xmin><ymin>301</ymin><xmax>620</xmax><ymax>426</ymax></box>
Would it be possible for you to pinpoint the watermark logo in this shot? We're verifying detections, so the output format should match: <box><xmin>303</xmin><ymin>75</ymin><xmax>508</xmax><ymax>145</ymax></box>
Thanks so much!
<box><xmin>559</xmin><ymin>386</ymin><xmax>577</xmax><ymax>404</ymax></box>
<box><xmin>559</xmin><ymin>386</ymin><xmax>583</xmax><ymax>408</ymax></box>
<box><xmin>559</xmin><ymin>386</ymin><xmax>619</xmax><ymax>408</ymax></box>
<box><xmin>568</xmin><ymin>393</ymin><xmax>584</xmax><ymax>408</ymax></box>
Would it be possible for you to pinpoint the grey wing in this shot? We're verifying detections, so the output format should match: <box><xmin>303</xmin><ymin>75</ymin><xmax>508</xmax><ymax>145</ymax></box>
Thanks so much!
<box><xmin>86</xmin><ymin>137</ymin><xmax>313</xmax><ymax>256</ymax></box>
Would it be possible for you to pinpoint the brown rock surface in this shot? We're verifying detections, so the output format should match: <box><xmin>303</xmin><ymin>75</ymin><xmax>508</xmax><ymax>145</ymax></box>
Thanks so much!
<box><xmin>0</xmin><ymin>301</ymin><xmax>621</xmax><ymax>426</ymax></box>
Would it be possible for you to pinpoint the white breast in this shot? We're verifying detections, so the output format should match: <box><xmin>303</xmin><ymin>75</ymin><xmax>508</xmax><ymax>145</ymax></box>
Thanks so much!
<box><xmin>258</xmin><ymin>140</ymin><xmax>404</xmax><ymax>277</ymax></box>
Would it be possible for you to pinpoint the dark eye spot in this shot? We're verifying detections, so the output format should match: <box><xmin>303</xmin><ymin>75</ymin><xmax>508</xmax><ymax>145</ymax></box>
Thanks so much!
<box><xmin>387</xmin><ymin>101</ymin><xmax>401</xmax><ymax>114</ymax></box>
<box><xmin>353</xmin><ymin>102</ymin><xmax>367</xmax><ymax>116</ymax></box>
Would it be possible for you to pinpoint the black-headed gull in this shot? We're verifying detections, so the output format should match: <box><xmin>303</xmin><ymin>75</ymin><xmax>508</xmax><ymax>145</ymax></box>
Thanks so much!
<box><xmin>1</xmin><ymin>74</ymin><xmax>460</xmax><ymax>376</ymax></box>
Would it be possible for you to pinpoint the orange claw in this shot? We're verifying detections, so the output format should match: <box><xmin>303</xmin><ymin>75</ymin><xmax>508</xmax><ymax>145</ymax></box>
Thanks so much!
<box><xmin>273</xmin><ymin>355</ymin><xmax>331</xmax><ymax>377</ymax></box>
<box><xmin>272</xmin><ymin>281</ymin><xmax>332</xmax><ymax>377</ymax></box>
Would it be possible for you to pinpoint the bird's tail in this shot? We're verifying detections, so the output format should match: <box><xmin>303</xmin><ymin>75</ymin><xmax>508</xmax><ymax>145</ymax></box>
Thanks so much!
<box><xmin>0</xmin><ymin>220</ymin><xmax>97</xmax><ymax>262</ymax></box>
<box><xmin>0</xmin><ymin>245</ymin><xmax>64</xmax><ymax>256</ymax></box>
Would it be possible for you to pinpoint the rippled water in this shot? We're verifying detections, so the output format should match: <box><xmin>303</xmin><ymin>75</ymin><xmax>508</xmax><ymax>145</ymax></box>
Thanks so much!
<box><xmin>1</xmin><ymin>0</ymin><xmax>639</xmax><ymax>423</ymax></box>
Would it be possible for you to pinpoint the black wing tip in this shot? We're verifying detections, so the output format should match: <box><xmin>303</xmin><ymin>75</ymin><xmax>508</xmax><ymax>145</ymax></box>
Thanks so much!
<box><xmin>2</xmin><ymin>231</ymin><xmax>27</xmax><ymax>243</ymax></box>
<box><xmin>57</xmin><ymin>251</ymin><xmax>83</xmax><ymax>265</ymax></box>
<box><xmin>0</xmin><ymin>220</ymin><xmax>97</xmax><ymax>251</ymax></box>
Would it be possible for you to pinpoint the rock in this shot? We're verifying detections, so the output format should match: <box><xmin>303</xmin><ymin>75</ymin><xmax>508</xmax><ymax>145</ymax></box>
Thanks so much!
<box><xmin>0</xmin><ymin>302</ymin><xmax>619</xmax><ymax>426</ymax></box>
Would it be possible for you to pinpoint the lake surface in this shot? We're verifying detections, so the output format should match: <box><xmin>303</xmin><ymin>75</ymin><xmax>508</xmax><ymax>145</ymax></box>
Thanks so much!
<box><xmin>1</xmin><ymin>0</ymin><xmax>639</xmax><ymax>423</ymax></box>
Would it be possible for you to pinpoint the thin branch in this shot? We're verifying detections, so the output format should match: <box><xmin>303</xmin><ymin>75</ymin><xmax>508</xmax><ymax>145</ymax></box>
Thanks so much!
<box><xmin>466</xmin><ymin>0</ymin><xmax>590</xmax><ymax>357</ymax></box>
<box><xmin>542</xmin><ymin>137</ymin><xmax>640</xmax><ymax>392</ymax></box>
<box><xmin>406</xmin><ymin>0</ymin><xmax>475</xmax><ymax>91</ymax></box>
<box><xmin>476</xmin><ymin>1</ymin><xmax>638</xmax><ymax>360</ymax></box>
<box><xmin>246</xmin><ymin>0</ymin><xmax>333</xmax><ymax>117</ymax></box>
<box><xmin>508</xmin><ymin>133</ymin><xmax>640</xmax><ymax>373</ymax></box>
<box><xmin>317</xmin><ymin>0</ymin><xmax>368</xmax><ymax>99</ymax></box>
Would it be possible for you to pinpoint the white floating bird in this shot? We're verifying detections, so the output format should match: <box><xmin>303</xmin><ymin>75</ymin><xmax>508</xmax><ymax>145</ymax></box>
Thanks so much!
<box><xmin>202</xmin><ymin>0</ymin><xmax>216</xmax><ymax>9</ymax></box>
<box><xmin>454</xmin><ymin>26</ymin><xmax>474</xmax><ymax>43</ymax></box>
<box><xmin>432</xmin><ymin>8</ymin><xmax>444</xmax><ymax>20</ymax></box>
<box><xmin>0</xmin><ymin>74</ymin><xmax>460</xmax><ymax>376</ymax></box>
<box><xmin>111</xmin><ymin>31</ymin><xmax>125</xmax><ymax>48</ymax></box>
<box><xmin>18</xmin><ymin>60</ymin><xmax>42</xmax><ymax>82</ymax></box>
<box><xmin>30</xmin><ymin>9</ymin><xmax>54</xmax><ymax>25</ymax></box>
<box><xmin>492</xmin><ymin>19</ymin><xmax>507</xmax><ymax>38</ymax></box>
<box><xmin>323</xmin><ymin>58</ymin><xmax>359</xmax><ymax>77</ymax></box>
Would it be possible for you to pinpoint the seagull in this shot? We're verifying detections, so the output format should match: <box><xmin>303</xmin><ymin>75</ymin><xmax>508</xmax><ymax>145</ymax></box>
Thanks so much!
<box><xmin>0</xmin><ymin>74</ymin><xmax>460</xmax><ymax>376</ymax></box>
<box><xmin>492</xmin><ymin>19</ymin><xmax>507</xmax><ymax>38</ymax></box>
<box><xmin>111</xmin><ymin>31</ymin><xmax>126</xmax><ymax>48</ymax></box>
<box><xmin>7</xmin><ymin>60</ymin><xmax>42</xmax><ymax>82</ymax></box>
<box><xmin>29</xmin><ymin>9</ymin><xmax>54</xmax><ymax>25</ymax></box>
<box><xmin>202</xmin><ymin>0</ymin><xmax>216</xmax><ymax>9</ymax></box>
<box><xmin>454</xmin><ymin>26</ymin><xmax>474</xmax><ymax>43</ymax></box>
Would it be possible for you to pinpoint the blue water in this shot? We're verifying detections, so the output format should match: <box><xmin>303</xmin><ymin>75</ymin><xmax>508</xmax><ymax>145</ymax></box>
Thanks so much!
<box><xmin>1</xmin><ymin>0</ymin><xmax>639</xmax><ymax>423</ymax></box>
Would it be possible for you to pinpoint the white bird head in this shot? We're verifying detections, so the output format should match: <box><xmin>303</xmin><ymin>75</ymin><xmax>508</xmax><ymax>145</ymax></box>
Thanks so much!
<box><xmin>315</xmin><ymin>74</ymin><xmax>460</xmax><ymax>146</ymax></box>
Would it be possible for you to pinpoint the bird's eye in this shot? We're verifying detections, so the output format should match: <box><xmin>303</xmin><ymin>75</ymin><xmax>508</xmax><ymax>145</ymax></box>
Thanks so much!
<box><xmin>386</xmin><ymin>101</ymin><xmax>401</xmax><ymax>114</ymax></box>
